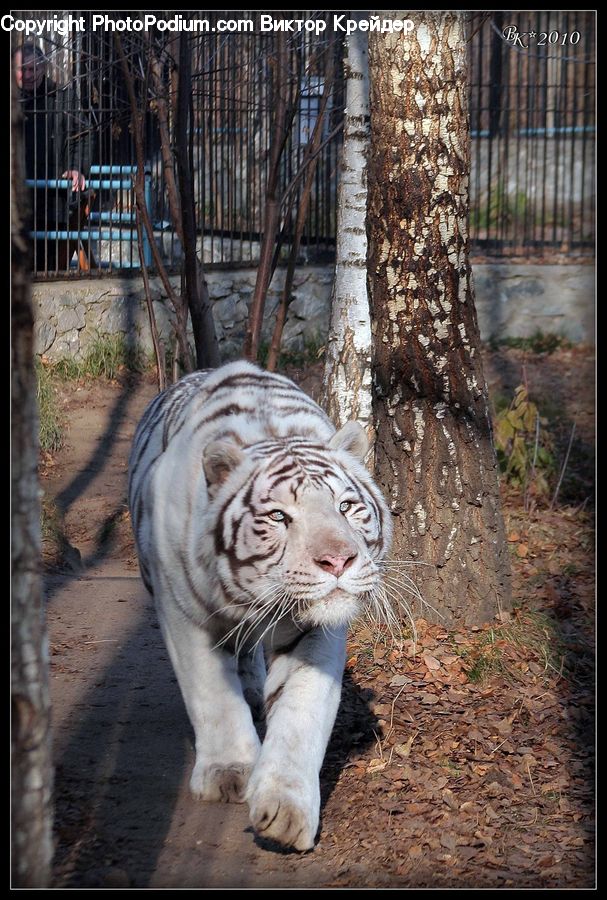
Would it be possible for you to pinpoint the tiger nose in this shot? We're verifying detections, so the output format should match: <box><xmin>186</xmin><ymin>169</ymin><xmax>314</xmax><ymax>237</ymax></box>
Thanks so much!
<box><xmin>314</xmin><ymin>553</ymin><xmax>357</xmax><ymax>577</ymax></box>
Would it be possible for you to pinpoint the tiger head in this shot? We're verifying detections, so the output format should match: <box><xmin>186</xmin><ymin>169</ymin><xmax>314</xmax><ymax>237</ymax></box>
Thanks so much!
<box><xmin>202</xmin><ymin>422</ymin><xmax>392</xmax><ymax>636</ymax></box>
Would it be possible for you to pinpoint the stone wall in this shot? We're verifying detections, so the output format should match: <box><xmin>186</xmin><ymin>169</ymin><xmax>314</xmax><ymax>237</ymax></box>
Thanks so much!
<box><xmin>33</xmin><ymin>262</ymin><xmax>594</xmax><ymax>362</ymax></box>
<box><xmin>33</xmin><ymin>267</ymin><xmax>334</xmax><ymax>362</ymax></box>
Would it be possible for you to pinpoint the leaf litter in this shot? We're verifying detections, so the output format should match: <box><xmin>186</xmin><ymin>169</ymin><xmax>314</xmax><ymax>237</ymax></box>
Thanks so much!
<box><xmin>44</xmin><ymin>346</ymin><xmax>594</xmax><ymax>888</ymax></box>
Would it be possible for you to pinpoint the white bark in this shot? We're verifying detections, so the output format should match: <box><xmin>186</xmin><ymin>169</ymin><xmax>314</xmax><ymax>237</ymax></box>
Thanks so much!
<box><xmin>322</xmin><ymin>12</ymin><xmax>373</xmax><ymax>438</ymax></box>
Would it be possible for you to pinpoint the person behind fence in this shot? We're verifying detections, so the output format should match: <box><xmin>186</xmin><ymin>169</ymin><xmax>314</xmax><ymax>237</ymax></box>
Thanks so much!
<box><xmin>13</xmin><ymin>42</ymin><xmax>95</xmax><ymax>272</ymax></box>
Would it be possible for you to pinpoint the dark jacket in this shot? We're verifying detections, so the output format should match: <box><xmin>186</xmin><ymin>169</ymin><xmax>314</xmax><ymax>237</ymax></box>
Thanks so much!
<box><xmin>21</xmin><ymin>77</ymin><xmax>95</xmax><ymax>227</ymax></box>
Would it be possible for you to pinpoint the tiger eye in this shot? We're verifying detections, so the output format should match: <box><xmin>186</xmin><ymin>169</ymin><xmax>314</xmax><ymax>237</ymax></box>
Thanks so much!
<box><xmin>268</xmin><ymin>509</ymin><xmax>287</xmax><ymax>522</ymax></box>
<box><xmin>339</xmin><ymin>500</ymin><xmax>352</xmax><ymax>514</ymax></box>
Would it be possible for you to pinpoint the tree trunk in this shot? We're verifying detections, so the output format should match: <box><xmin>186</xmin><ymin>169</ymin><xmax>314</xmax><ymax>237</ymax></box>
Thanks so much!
<box><xmin>11</xmin><ymin>79</ymin><xmax>53</xmax><ymax>887</ymax></box>
<box><xmin>322</xmin><ymin>15</ymin><xmax>373</xmax><ymax>437</ymax></box>
<box><xmin>115</xmin><ymin>34</ymin><xmax>193</xmax><ymax>374</ymax></box>
<box><xmin>176</xmin><ymin>35</ymin><xmax>220</xmax><ymax>369</ymax></box>
<box><xmin>243</xmin><ymin>33</ymin><xmax>292</xmax><ymax>362</ymax></box>
<box><xmin>267</xmin><ymin>44</ymin><xmax>336</xmax><ymax>372</ymax></box>
<box><xmin>367</xmin><ymin>11</ymin><xmax>511</xmax><ymax>626</ymax></box>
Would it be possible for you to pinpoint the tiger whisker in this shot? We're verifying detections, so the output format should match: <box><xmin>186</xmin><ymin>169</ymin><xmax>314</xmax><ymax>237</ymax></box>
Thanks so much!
<box><xmin>251</xmin><ymin>593</ymin><xmax>298</xmax><ymax>655</ymax></box>
<box><xmin>362</xmin><ymin>581</ymin><xmax>418</xmax><ymax>647</ymax></box>
<box><xmin>215</xmin><ymin>589</ymin><xmax>281</xmax><ymax>637</ymax></box>
<box><xmin>380</xmin><ymin>582</ymin><xmax>418</xmax><ymax>642</ymax></box>
<box><xmin>236</xmin><ymin>587</ymin><xmax>298</xmax><ymax>656</ymax></box>
<box><xmin>381</xmin><ymin>572</ymin><xmax>424</xmax><ymax>604</ymax></box>
<box><xmin>380</xmin><ymin>570</ymin><xmax>428</xmax><ymax>597</ymax></box>
<box><xmin>382</xmin><ymin>572</ymin><xmax>446</xmax><ymax>623</ymax></box>
<box><xmin>240</xmin><ymin>595</ymin><xmax>287</xmax><ymax>654</ymax></box>
<box><xmin>358</xmin><ymin>588</ymin><xmax>403</xmax><ymax>651</ymax></box>
<box><xmin>204</xmin><ymin>582</ymin><xmax>285</xmax><ymax>627</ymax></box>
<box><xmin>234</xmin><ymin>591</ymin><xmax>289</xmax><ymax>654</ymax></box>
<box><xmin>213</xmin><ymin>586</ymin><xmax>285</xmax><ymax>653</ymax></box>
<box><xmin>374</xmin><ymin>584</ymin><xmax>410</xmax><ymax>639</ymax></box>
<box><xmin>380</xmin><ymin>559</ymin><xmax>435</xmax><ymax>568</ymax></box>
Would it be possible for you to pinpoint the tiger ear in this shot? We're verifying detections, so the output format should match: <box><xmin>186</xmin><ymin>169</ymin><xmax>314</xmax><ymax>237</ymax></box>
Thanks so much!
<box><xmin>329</xmin><ymin>421</ymin><xmax>369</xmax><ymax>462</ymax></box>
<box><xmin>202</xmin><ymin>440</ymin><xmax>245</xmax><ymax>489</ymax></box>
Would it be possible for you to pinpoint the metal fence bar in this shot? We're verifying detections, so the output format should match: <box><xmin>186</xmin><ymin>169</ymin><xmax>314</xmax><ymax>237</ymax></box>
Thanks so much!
<box><xmin>467</xmin><ymin>10</ymin><xmax>595</xmax><ymax>258</ymax></box>
<box><xmin>25</xmin><ymin>166</ymin><xmax>152</xmax><ymax>269</ymax></box>
<box><xmin>14</xmin><ymin>10</ymin><xmax>595</xmax><ymax>278</ymax></box>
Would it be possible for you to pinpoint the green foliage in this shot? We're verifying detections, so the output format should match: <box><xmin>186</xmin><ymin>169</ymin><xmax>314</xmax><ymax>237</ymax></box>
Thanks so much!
<box><xmin>493</xmin><ymin>385</ymin><xmax>554</xmax><ymax>496</ymax></box>
<box><xmin>458</xmin><ymin>614</ymin><xmax>564</xmax><ymax>686</ymax></box>
<box><xmin>489</xmin><ymin>332</ymin><xmax>572</xmax><ymax>355</ymax></box>
<box><xmin>257</xmin><ymin>336</ymin><xmax>325</xmax><ymax>370</ymax></box>
<box><xmin>37</xmin><ymin>335</ymin><xmax>150</xmax><ymax>454</ymax></box>
<box><xmin>36</xmin><ymin>360</ymin><xmax>64</xmax><ymax>453</ymax></box>
<box><xmin>52</xmin><ymin>334</ymin><xmax>148</xmax><ymax>381</ymax></box>
<box><xmin>470</xmin><ymin>180</ymin><xmax>529</xmax><ymax>231</ymax></box>
<box><xmin>465</xmin><ymin>647</ymin><xmax>504</xmax><ymax>683</ymax></box>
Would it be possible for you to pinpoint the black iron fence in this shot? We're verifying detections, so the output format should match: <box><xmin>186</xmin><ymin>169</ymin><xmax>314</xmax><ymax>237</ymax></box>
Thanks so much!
<box><xmin>469</xmin><ymin>11</ymin><xmax>595</xmax><ymax>258</ymax></box>
<box><xmin>12</xmin><ymin>11</ymin><xmax>595</xmax><ymax>278</ymax></box>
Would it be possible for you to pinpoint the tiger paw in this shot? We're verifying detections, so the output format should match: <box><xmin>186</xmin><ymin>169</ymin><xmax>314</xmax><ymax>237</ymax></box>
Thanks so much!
<box><xmin>247</xmin><ymin>779</ymin><xmax>318</xmax><ymax>851</ymax></box>
<box><xmin>190</xmin><ymin>762</ymin><xmax>252</xmax><ymax>803</ymax></box>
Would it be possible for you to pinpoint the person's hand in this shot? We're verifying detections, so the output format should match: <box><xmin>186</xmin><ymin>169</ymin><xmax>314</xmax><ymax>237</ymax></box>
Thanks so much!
<box><xmin>61</xmin><ymin>170</ymin><xmax>86</xmax><ymax>192</ymax></box>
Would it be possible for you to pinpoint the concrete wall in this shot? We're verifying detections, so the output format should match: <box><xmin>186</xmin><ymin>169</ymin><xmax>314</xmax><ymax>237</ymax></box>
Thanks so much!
<box><xmin>32</xmin><ymin>262</ymin><xmax>594</xmax><ymax>362</ymax></box>
<box><xmin>473</xmin><ymin>263</ymin><xmax>594</xmax><ymax>344</ymax></box>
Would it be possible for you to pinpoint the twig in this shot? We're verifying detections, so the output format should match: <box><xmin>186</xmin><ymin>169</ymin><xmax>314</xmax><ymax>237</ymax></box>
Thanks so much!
<box><xmin>524</xmin><ymin>411</ymin><xmax>541</xmax><ymax>513</ymax></box>
<box><xmin>526</xmin><ymin>761</ymin><xmax>536</xmax><ymax>796</ymax></box>
<box><xmin>135</xmin><ymin>211</ymin><xmax>166</xmax><ymax>391</ymax></box>
<box><xmin>489</xmin><ymin>737</ymin><xmax>510</xmax><ymax>755</ymax></box>
<box><xmin>266</xmin><ymin>49</ymin><xmax>336</xmax><ymax>370</ymax></box>
<box><xmin>377</xmin><ymin>683</ymin><xmax>412</xmax><ymax>747</ymax></box>
<box><xmin>83</xmin><ymin>640</ymin><xmax>118</xmax><ymax>645</ymax></box>
<box><xmin>243</xmin><ymin>31</ymin><xmax>293</xmax><ymax>361</ymax></box>
<box><xmin>550</xmin><ymin>422</ymin><xmax>577</xmax><ymax>510</ymax></box>
<box><xmin>280</xmin><ymin>121</ymin><xmax>344</xmax><ymax>211</ymax></box>
<box><xmin>114</xmin><ymin>33</ymin><xmax>193</xmax><ymax>373</ymax></box>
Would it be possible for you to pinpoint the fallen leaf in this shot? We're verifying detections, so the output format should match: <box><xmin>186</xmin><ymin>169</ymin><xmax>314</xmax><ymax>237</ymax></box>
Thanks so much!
<box><xmin>442</xmin><ymin>788</ymin><xmax>459</xmax><ymax>811</ymax></box>
<box><xmin>459</xmin><ymin>801</ymin><xmax>479</xmax><ymax>813</ymax></box>
<box><xmin>495</xmin><ymin>718</ymin><xmax>513</xmax><ymax>735</ymax></box>
<box><xmin>422</xmin><ymin>653</ymin><xmax>442</xmax><ymax>670</ymax></box>
<box><xmin>379</xmin><ymin>798</ymin><xmax>404</xmax><ymax>813</ymax></box>
<box><xmin>393</xmin><ymin>735</ymin><xmax>416</xmax><ymax>759</ymax></box>
<box><xmin>440</xmin><ymin>833</ymin><xmax>457</xmax><ymax>852</ymax></box>
<box><xmin>419</xmin><ymin>692</ymin><xmax>440</xmax><ymax>705</ymax></box>
<box><xmin>390</xmin><ymin>674</ymin><xmax>412</xmax><ymax>686</ymax></box>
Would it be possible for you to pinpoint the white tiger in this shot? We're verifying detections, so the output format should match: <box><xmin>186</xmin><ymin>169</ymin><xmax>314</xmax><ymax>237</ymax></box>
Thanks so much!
<box><xmin>128</xmin><ymin>360</ymin><xmax>392</xmax><ymax>851</ymax></box>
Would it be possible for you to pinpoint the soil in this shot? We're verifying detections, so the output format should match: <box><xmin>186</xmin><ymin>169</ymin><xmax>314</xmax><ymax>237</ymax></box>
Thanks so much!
<box><xmin>42</xmin><ymin>345</ymin><xmax>595</xmax><ymax>888</ymax></box>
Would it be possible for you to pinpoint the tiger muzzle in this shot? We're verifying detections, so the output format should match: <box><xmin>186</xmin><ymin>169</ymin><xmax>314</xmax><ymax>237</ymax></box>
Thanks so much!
<box><xmin>314</xmin><ymin>552</ymin><xmax>357</xmax><ymax>578</ymax></box>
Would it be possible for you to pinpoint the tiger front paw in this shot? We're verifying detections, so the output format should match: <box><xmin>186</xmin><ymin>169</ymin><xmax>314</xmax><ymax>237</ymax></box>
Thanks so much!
<box><xmin>247</xmin><ymin>777</ymin><xmax>319</xmax><ymax>851</ymax></box>
<box><xmin>190</xmin><ymin>761</ymin><xmax>252</xmax><ymax>803</ymax></box>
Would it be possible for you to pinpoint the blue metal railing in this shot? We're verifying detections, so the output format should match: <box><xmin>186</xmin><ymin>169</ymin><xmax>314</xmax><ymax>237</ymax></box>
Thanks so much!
<box><xmin>26</xmin><ymin>165</ymin><xmax>152</xmax><ymax>270</ymax></box>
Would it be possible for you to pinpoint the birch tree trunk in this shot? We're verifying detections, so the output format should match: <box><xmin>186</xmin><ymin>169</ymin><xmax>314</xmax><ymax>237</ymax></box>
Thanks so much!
<box><xmin>367</xmin><ymin>11</ymin><xmax>511</xmax><ymax>626</ymax></box>
<box><xmin>11</xmin><ymin>81</ymin><xmax>53</xmax><ymax>887</ymax></box>
<box><xmin>322</xmin><ymin>14</ymin><xmax>373</xmax><ymax>436</ymax></box>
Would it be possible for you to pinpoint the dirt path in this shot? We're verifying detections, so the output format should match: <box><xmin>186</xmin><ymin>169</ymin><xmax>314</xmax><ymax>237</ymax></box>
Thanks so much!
<box><xmin>43</xmin><ymin>351</ymin><xmax>595</xmax><ymax>888</ymax></box>
<box><xmin>44</xmin><ymin>377</ymin><xmax>337</xmax><ymax>887</ymax></box>
<box><xmin>48</xmin><ymin>563</ymin><xmax>335</xmax><ymax>888</ymax></box>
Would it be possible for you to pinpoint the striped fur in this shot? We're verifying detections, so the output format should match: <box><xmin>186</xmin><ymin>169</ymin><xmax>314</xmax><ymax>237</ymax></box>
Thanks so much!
<box><xmin>128</xmin><ymin>360</ymin><xmax>392</xmax><ymax>850</ymax></box>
